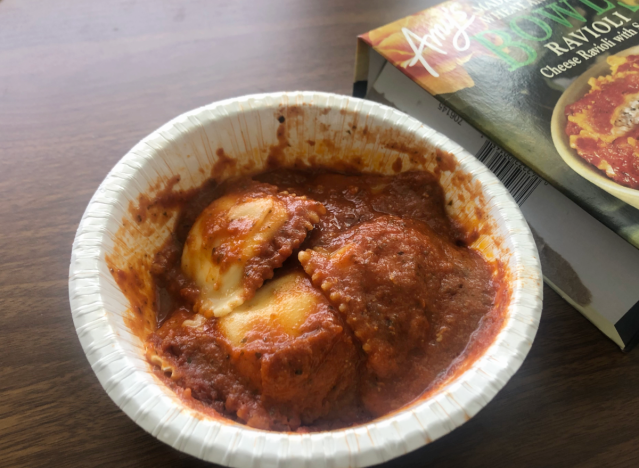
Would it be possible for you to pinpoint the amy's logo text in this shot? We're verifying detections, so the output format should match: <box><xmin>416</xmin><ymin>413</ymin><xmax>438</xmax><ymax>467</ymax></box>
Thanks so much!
<box><xmin>402</xmin><ymin>5</ymin><xmax>476</xmax><ymax>77</ymax></box>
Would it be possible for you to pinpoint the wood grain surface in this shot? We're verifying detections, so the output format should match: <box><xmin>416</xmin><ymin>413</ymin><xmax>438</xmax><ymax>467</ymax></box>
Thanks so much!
<box><xmin>1</xmin><ymin>1</ymin><xmax>638</xmax><ymax>467</ymax></box>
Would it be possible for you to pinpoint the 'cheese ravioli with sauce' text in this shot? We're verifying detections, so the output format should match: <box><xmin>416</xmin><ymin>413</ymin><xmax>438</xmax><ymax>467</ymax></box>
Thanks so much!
<box><xmin>116</xmin><ymin>169</ymin><xmax>507</xmax><ymax>432</ymax></box>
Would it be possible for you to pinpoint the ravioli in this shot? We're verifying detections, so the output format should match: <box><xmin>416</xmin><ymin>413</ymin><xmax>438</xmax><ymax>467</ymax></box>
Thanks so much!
<box><xmin>146</xmin><ymin>347</ymin><xmax>180</xmax><ymax>380</ymax></box>
<box><xmin>217</xmin><ymin>269</ymin><xmax>359</xmax><ymax>424</ymax></box>
<box><xmin>139</xmin><ymin>170</ymin><xmax>503</xmax><ymax>431</ymax></box>
<box><xmin>182</xmin><ymin>179</ymin><xmax>325</xmax><ymax>318</ymax></box>
<box><xmin>218</xmin><ymin>270</ymin><xmax>324</xmax><ymax>346</ymax></box>
<box><xmin>146</xmin><ymin>270</ymin><xmax>359</xmax><ymax>429</ymax></box>
<box><xmin>565</xmin><ymin>54</ymin><xmax>639</xmax><ymax>189</ymax></box>
<box><xmin>299</xmin><ymin>217</ymin><xmax>438</xmax><ymax>380</ymax></box>
<box><xmin>299</xmin><ymin>215</ymin><xmax>496</xmax><ymax>415</ymax></box>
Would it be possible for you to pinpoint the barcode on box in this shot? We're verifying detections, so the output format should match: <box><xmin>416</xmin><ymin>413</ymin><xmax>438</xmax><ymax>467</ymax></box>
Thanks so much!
<box><xmin>475</xmin><ymin>140</ymin><xmax>541</xmax><ymax>206</ymax></box>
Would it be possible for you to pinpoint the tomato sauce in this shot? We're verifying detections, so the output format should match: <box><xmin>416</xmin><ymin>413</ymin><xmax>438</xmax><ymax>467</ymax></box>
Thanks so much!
<box><xmin>121</xmin><ymin>169</ymin><xmax>506</xmax><ymax>432</ymax></box>
<box><xmin>565</xmin><ymin>55</ymin><xmax>639</xmax><ymax>189</ymax></box>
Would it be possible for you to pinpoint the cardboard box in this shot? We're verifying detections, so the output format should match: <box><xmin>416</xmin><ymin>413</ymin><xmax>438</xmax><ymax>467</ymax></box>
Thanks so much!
<box><xmin>354</xmin><ymin>0</ymin><xmax>639</xmax><ymax>349</ymax></box>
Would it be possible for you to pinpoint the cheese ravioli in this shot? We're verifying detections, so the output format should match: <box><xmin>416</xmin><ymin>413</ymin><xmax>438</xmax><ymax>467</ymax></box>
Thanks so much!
<box><xmin>217</xmin><ymin>269</ymin><xmax>359</xmax><ymax>424</ymax></box>
<box><xmin>565</xmin><ymin>54</ymin><xmax>639</xmax><ymax>189</ymax></box>
<box><xmin>298</xmin><ymin>215</ymin><xmax>497</xmax><ymax>416</ymax></box>
<box><xmin>182</xmin><ymin>179</ymin><xmax>325</xmax><ymax>318</ymax></box>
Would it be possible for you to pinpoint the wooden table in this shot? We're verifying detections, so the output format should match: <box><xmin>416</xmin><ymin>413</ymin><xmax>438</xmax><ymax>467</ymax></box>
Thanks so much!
<box><xmin>1</xmin><ymin>1</ymin><xmax>638</xmax><ymax>466</ymax></box>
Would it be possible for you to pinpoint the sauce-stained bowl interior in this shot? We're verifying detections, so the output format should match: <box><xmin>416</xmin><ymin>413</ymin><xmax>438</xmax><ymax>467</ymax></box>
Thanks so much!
<box><xmin>69</xmin><ymin>92</ymin><xmax>542</xmax><ymax>468</ymax></box>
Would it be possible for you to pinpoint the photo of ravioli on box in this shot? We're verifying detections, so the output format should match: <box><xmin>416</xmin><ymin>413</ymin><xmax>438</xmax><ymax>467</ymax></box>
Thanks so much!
<box><xmin>355</xmin><ymin>0</ymin><xmax>639</xmax><ymax>349</ymax></box>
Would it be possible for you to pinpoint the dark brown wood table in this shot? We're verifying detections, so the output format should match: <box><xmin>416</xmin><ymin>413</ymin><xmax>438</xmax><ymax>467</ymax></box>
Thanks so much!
<box><xmin>1</xmin><ymin>1</ymin><xmax>638</xmax><ymax>466</ymax></box>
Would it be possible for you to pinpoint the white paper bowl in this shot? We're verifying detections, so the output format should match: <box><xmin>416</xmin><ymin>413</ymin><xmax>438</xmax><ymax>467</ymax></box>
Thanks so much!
<box><xmin>69</xmin><ymin>91</ymin><xmax>542</xmax><ymax>467</ymax></box>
